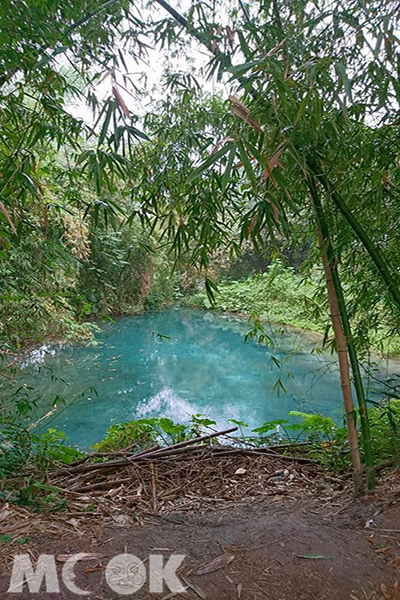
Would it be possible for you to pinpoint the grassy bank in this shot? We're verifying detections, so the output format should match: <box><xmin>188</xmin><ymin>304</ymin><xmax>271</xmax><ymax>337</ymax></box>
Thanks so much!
<box><xmin>183</xmin><ymin>261</ymin><xmax>400</xmax><ymax>357</ymax></box>
<box><xmin>185</xmin><ymin>264</ymin><xmax>321</xmax><ymax>332</ymax></box>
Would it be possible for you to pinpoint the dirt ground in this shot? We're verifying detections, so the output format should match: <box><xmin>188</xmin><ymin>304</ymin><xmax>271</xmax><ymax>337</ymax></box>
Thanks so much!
<box><xmin>0</xmin><ymin>487</ymin><xmax>399</xmax><ymax>600</ymax></box>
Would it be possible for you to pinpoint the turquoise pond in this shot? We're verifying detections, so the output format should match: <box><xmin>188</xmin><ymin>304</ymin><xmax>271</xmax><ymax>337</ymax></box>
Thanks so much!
<box><xmin>17</xmin><ymin>308</ymin><xmax>391</xmax><ymax>449</ymax></box>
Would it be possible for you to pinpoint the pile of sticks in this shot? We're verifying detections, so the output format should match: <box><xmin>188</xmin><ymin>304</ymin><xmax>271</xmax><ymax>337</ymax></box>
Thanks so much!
<box><xmin>57</xmin><ymin>426</ymin><xmax>315</xmax><ymax>477</ymax></box>
<box><xmin>46</xmin><ymin>427</ymin><xmax>321</xmax><ymax>514</ymax></box>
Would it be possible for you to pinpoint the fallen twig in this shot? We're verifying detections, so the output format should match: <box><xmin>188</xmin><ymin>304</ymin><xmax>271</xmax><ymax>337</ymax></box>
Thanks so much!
<box><xmin>147</xmin><ymin>426</ymin><xmax>238</xmax><ymax>455</ymax></box>
<box><xmin>56</xmin><ymin>427</ymin><xmax>238</xmax><ymax>475</ymax></box>
<box><xmin>213</xmin><ymin>448</ymin><xmax>316</xmax><ymax>464</ymax></box>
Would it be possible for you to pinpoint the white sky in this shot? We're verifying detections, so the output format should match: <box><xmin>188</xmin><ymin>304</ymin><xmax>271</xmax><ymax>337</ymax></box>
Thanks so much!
<box><xmin>68</xmin><ymin>0</ymin><xmax>232</xmax><ymax>126</ymax></box>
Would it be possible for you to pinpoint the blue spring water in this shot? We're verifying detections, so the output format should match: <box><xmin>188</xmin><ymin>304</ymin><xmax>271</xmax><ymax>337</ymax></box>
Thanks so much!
<box><xmin>18</xmin><ymin>308</ymin><xmax>387</xmax><ymax>449</ymax></box>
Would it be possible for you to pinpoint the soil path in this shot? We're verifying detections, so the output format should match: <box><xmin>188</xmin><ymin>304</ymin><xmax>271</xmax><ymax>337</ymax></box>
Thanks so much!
<box><xmin>1</xmin><ymin>496</ymin><xmax>399</xmax><ymax>599</ymax></box>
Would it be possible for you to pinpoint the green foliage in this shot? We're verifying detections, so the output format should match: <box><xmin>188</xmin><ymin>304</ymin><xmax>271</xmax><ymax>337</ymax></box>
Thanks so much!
<box><xmin>0</xmin><ymin>421</ymin><xmax>84</xmax><ymax>511</ymax></box>
<box><xmin>250</xmin><ymin>402</ymin><xmax>400</xmax><ymax>471</ymax></box>
<box><xmin>0</xmin><ymin>188</ymin><xmax>95</xmax><ymax>350</ymax></box>
<box><xmin>0</xmin><ymin>0</ymin><xmax>151</xmax><ymax>251</ymax></box>
<box><xmin>0</xmin><ymin>173</ymin><xmax>175</xmax><ymax>351</ymax></box>
<box><xmin>0</xmin><ymin>425</ymin><xmax>84</xmax><ymax>478</ymax></box>
<box><xmin>252</xmin><ymin>419</ymin><xmax>290</xmax><ymax>436</ymax></box>
<box><xmin>185</xmin><ymin>260</ymin><xmax>324</xmax><ymax>331</ymax></box>
<box><xmin>250</xmin><ymin>413</ymin><xmax>340</xmax><ymax>444</ymax></box>
<box><xmin>93</xmin><ymin>420</ymin><xmax>157</xmax><ymax>452</ymax></box>
<box><xmin>184</xmin><ymin>259</ymin><xmax>400</xmax><ymax>356</ymax></box>
<box><xmin>0</xmin><ymin>424</ymin><xmax>32</xmax><ymax>478</ymax></box>
<box><xmin>368</xmin><ymin>399</ymin><xmax>400</xmax><ymax>463</ymax></box>
<box><xmin>244</xmin><ymin>315</ymin><xmax>275</xmax><ymax>347</ymax></box>
<box><xmin>0</xmin><ymin>0</ymin><xmax>181</xmax><ymax>352</ymax></box>
<box><xmin>288</xmin><ymin>412</ymin><xmax>338</xmax><ymax>439</ymax></box>
<box><xmin>189</xmin><ymin>414</ymin><xmax>217</xmax><ymax>436</ymax></box>
<box><xmin>94</xmin><ymin>414</ymin><xmax>219</xmax><ymax>452</ymax></box>
<box><xmin>32</xmin><ymin>429</ymin><xmax>84</xmax><ymax>468</ymax></box>
<box><xmin>77</xmin><ymin>224</ymin><xmax>175</xmax><ymax>318</ymax></box>
<box><xmin>228</xmin><ymin>418</ymin><xmax>248</xmax><ymax>439</ymax></box>
<box><xmin>156</xmin><ymin>418</ymin><xmax>188</xmax><ymax>444</ymax></box>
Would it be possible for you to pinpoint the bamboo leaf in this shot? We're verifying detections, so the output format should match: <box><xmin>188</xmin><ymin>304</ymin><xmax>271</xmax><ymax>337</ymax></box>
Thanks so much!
<box><xmin>98</xmin><ymin>102</ymin><xmax>113</xmax><ymax>146</ymax></box>
<box><xmin>196</xmin><ymin>553</ymin><xmax>235</xmax><ymax>575</ymax></box>
<box><xmin>295</xmin><ymin>90</ymin><xmax>313</xmax><ymax>124</ymax></box>
<box><xmin>262</xmin><ymin>145</ymin><xmax>285</xmax><ymax>185</ymax></box>
<box><xmin>204</xmin><ymin>277</ymin><xmax>219</xmax><ymax>304</ymax></box>
<box><xmin>229</xmin><ymin>96</ymin><xmax>262</xmax><ymax>132</ymax></box>
<box><xmin>112</xmin><ymin>84</ymin><xmax>131</xmax><ymax>117</ymax></box>
<box><xmin>335</xmin><ymin>62</ymin><xmax>353</xmax><ymax>102</ymax></box>
<box><xmin>238</xmin><ymin>142</ymin><xmax>258</xmax><ymax>192</ymax></box>
<box><xmin>297</xmin><ymin>555</ymin><xmax>328</xmax><ymax>560</ymax></box>
<box><xmin>187</xmin><ymin>143</ymin><xmax>232</xmax><ymax>184</ymax></box>
<box><xmin>222</xmin><ymin>144</ymin><xmax>237</xmax><ymax>192</ymax></box>
<box><xmin>0</xmin><ymin>200</ymin><xmax>17</xmax><ymax>235</ymax></box>
<box><xmin>237</xmin><ymin>30</ymin><xmax>251</xmax><ymax>59</ymax></box>
<box><xmin>227</xmin><ymin>60</ymin><xmax>260</xmax><ymax>75</ymax></box>
<box><xmin>126</xmin><ymin>125</ymin><xmax>150</xmax><ymax>141</ymax></box>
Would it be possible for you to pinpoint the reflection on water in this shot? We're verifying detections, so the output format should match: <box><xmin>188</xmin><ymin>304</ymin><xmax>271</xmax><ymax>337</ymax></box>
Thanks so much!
<box><xmin>19</xmin><ymin>344</ymin><xmax>61</xmax><ymax>368</ymax></box>
<box><xmin>10</xmin><ymin>308</ymin><xmax>394</xmax><ymax>449</ymax></box>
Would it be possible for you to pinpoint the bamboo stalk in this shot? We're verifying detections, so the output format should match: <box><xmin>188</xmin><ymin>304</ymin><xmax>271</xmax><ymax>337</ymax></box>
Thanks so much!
<box><xmin>311</xmin><ymin>178</ymin><xmax>375</xmax><ymax>491</ymax></box>
<box><xmin>150</xmin><ymin>463</ymin><xmax>157</xmax><ymax>511</ymax></box>
<box><xmin>137</xmin><ymin>444</ymin><xmax>207</xmax><ymax>459</ymax></box>
<box><xmin>317</xmin><ymin>227</ymin><xmax>365</xmax><ymax>495</ymax></box>
<box><xmin>308</xmin><ymin>177</ymin><xmax>365</xmax><ymax>496</ymax></box>
<box><xmin>58</xmin><ymin>444</ymin><xmax>204</xmax><ymax>474</ymax></box>
<box><xmin>315</xmin><ymin>216</ymin><xmax>375</xmax><ymax>491</ymax></box>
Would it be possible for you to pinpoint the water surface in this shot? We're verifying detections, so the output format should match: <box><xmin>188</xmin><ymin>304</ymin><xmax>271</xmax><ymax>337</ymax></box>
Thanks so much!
<box><xmin>17</xmin><ymin>309</ymin><xmax>389</xmax><ymax>448</ymax></box>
